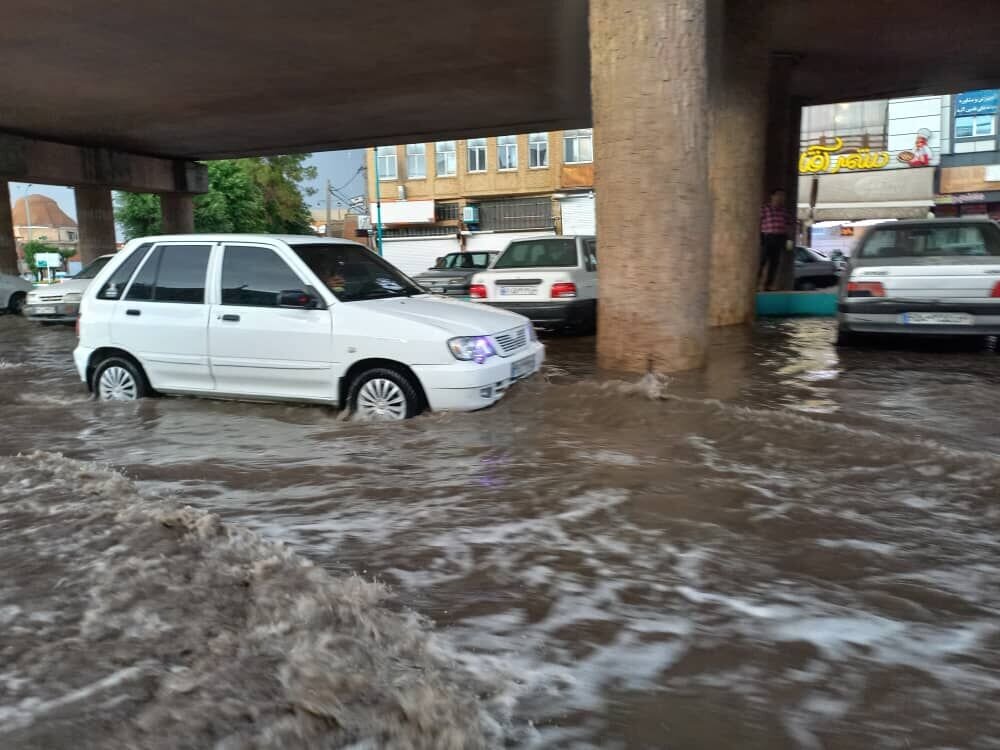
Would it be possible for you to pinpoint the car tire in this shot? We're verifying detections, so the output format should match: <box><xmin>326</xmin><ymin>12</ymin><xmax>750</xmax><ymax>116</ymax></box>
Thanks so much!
<box><xmin>7</xmin><ymin>292</ymin><xmax>25</xmax><ymax>315</ymax></box>
<box><xmin>348</xmin><ymin>367</ymin><xmax>422</xmax><ymax>421</ymax></box>
<box><xmin>92</xmin><ymin>356</ymin><xmax>151</xmax><ymax>401</ymax></box>
<box><xmin>835</xmin><ymin>328</ymin><xmax>864</xmax><ymax>347</ymax></box>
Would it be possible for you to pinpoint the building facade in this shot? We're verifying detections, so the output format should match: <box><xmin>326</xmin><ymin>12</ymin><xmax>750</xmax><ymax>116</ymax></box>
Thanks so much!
<box><xmin>11</xmin><ymin>194</ymin><xmax>79</xmax><ymax>273</ymax></box>
<box><xmin>365</xmin><ymin>130</ymin><xmax>594</xmax><ymax>275</ymax></box>
<box><xmin>935</xmin><ymin>89</ymin><xmax>1000</xmax><ymax>218</ymax></box>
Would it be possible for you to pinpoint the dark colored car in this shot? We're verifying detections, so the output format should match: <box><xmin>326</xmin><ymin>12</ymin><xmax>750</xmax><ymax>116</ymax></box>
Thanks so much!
<box><xmin>794</xmin><ymin>246</ymin><xmax>841</xmax><ymax>290</ymax></box>
<box><xmin>411</xmin><ymin>251</ymin><xmax>498</xmax><ymax>297</ymax></box>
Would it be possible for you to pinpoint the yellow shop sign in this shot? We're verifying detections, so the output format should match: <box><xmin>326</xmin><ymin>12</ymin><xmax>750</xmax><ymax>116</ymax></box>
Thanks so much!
<box><xmin>799</xmin><ymin>138</ymin><xmax>892</xmax><ymax>175</ymax></box>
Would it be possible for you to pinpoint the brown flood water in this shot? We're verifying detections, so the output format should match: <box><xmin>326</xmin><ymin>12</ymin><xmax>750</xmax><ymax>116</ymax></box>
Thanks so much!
<box><xmin>2</xmin><ymin>314</ymin><xmax>1000</xmax><ymax>749</ymax></box>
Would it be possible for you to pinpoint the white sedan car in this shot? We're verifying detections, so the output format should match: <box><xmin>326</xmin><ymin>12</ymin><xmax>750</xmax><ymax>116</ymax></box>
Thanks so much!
<box><xmin>838</xmin><ymin>219</ymin><xmax>1000</xmax><ymax>344</ymax></box>
<box><xmin>0</xmin><ymin>272</ymin><xmax>32</xmax><ymax>315</ymax></box>
<box><xmin>74</xmin><ymin>235</ymin><xmax>544</xmax><ymax>419</ymax></box>
<box><xmin>25</xmin><ymin>254</ymin><xmax>114</xmax><ymax>323</ymax></box>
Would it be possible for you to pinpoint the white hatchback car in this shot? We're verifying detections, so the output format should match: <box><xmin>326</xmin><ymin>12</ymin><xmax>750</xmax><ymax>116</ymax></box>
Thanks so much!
<box><xmin>469</xmin><ymin>236</ymin><xmax>598</xmax><ymax>332</ymax></box>
<box><xmin>74</xmin><ymin>235</ymin><xmax>544</xmax><ymax>419</ymax></box>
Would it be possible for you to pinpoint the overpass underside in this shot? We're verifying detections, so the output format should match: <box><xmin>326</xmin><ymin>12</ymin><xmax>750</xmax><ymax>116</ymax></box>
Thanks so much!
<box><xmin>3</xmin><ymin>0</ymin><xmax>1000</xmax><ymax>372</ymax></box>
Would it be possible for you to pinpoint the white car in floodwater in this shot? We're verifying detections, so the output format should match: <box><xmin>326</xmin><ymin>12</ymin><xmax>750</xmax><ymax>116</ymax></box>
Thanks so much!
<box><xmin>24</xmin><ymin>254</ymin><xmax>115</xmax><ymax>323</ymax></box>
<box><xmin>0</xmin><ymin>272</ymin><xmax>32</xmax><ymax>315</ymax></box>
<box><xmin>74</xmin><ymin>235</ymin><xmax>544</xmax><ymax>419</ymax></box>
<box><xmin>838</xmin><ymin>219</ymin><xmax>1000</xmax><ymax>345</ymax></box>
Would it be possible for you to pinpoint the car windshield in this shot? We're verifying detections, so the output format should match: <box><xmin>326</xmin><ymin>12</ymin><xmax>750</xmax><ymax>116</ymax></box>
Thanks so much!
<box><xmin>494</xmin><ymin>239</ymin><xmax>578</xmax><ymax>269</ymax></box>
<box><xmin>858</xmin><ymin>224</ymin><xmax>1000</xmax><ymax>259</ymax></box>
<box><xmin>290</xmin><ymin>243</ymin><xmax>424</xmax><ymax>302</ymax></box>
<box><xmin>439</xmin><ymin>252</ymin><xmax>492</xmax><ymax>269</ymax></box>
<box><xmin>74</xmin><ymin>256</ymin><xmax>112</xmax><ymax>279</ymax></box>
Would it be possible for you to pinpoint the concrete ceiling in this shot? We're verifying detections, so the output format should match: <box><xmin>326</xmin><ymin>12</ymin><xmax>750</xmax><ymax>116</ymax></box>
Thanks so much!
<box><xmin>2</xmin><ymin>0</ymin><xmax>1000</xmax><ymax>160</ymax></box>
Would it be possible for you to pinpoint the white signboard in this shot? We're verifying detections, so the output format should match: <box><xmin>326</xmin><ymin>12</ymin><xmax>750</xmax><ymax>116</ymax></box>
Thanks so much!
<box><xmin>370</xmin><ymin>199</ymin><xmax>435</xmax><ymax>225</ymax></box>
<box><xmin>35</xmin><ymin>252</ymin><xmax>63</xmax><ymax>269</ymax></box>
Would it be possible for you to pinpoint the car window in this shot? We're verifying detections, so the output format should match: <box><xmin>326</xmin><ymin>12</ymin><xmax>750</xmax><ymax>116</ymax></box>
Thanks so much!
<box><xmin>290</xmin><ymin>242</ymin><xmax>423</xmax><ymax>302</ymax></box>
<box><xmin>124</xmin><ymin>244</ymin><xmax>211</xmax><ymax>303</ymax></box>
<box><xmin>221</xmin><ymin>245</ymin><xmax>304</xmax><ymax>307</ymax></box>
<box><xmin>858</xmin><ymin>224</ymin><xmax>1000</xmax><ymax>259</ymax></box>
<box><xmin>98</xmin><ymin>244</ymin><xmax>151</xmax><ymax>300</ymax></box>
<box><xmin>74</xmin><ymin>256</ymin><xmax>112</xmax><ymax>280</ymax></box>
<box><xmin>494</xmin><ymin>238</ymin><xmax>579</xmax><ymax>269</ymax></box>
<box><xmin>795</xmin><ymin>247</ymin><xmax>812</xmax><ymax>263</ymax></box>
<box><xmin>583</xmin><ymin>239</ymin><xmax>597</xmax><ymax>271</ymax></box>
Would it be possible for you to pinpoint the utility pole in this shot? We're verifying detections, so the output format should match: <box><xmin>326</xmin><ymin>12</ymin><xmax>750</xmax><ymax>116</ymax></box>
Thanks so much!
<box><xmin>23</xmin><ymin>185</ymin><xmax>33</xmax><ymax>245</ymax></box>
<box><xmin>325</xmin><ymin>178</ymin><xmax>332</xmax><ymax>237</ymax></box>
<box><xmin>373</xmin><ymin>150</ymin><xmax>384</xmax><ymax>256</ymax></box>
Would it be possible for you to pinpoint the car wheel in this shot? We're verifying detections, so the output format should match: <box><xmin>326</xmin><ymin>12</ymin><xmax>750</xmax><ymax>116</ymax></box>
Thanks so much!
<box><xmin>93</xmin><ymin>356</ymin><xmax>151</xmax><ymax>401</ymax></box>
<box><xmin>835</xmin><ymin>328</ymin><xmax>864</xmax><ymax>347</ymax></box>
<box><xmin>349</xmin><ymin>367</ymin><xmax>421</xmax><ymax>421</ymax></box>
<box><xmin>7</xmin><ymin>292</ymin><xmax>25</xmax><ymax>315</ymax></box>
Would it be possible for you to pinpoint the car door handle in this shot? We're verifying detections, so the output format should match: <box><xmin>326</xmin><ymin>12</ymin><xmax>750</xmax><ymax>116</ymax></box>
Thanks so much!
<box><xmin>126</xmin><ymin>309</ymin><xmax>141</xmax><ymax>316</ymax></box>
<box><xmin>220</xmin><ymin>314</ymin><xmax>240</xmax><ymax>322</ymax></box>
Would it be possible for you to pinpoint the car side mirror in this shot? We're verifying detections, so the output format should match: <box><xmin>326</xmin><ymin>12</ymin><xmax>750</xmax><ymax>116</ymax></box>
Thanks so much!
<box><xmin>278</xmin><ymin>289</ymin><xmax>319</xmax><ymax>309</ymax></box>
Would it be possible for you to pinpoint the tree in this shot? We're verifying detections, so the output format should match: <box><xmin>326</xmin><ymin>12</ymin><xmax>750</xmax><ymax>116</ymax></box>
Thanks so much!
<box><xmin>114</xmin><ymin>155</ymin><xmax>318</xmax><ymax>240</ymax></box>
<box><xmin>22</xmin><ymin>237</ymin><xmax>73</xmax><ymax>273</ymax></box>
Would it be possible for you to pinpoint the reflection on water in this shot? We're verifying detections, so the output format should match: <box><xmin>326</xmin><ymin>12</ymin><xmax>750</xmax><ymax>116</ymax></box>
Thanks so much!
<box><xmin>2</xmin><ymin>314</ymin><xmax>1000</xmax><ymax>748</ymax></box>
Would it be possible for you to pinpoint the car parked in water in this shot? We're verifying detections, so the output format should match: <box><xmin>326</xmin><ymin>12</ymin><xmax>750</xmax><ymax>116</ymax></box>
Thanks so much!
<box><xmin>468</xmin><ymin>235</ymin><xmax>597</xmax><ymax>332</ymax></box>
<box><xmin>24</xmin><ymin>254</ymin><xmax>115</xmax><ymax>323</ymax></box>
<box><xmin>793</xmin><ymin>246</ymin><xmax>841</xmax><ymax>290</ymax></box>
<box><xmin>411</xmin><ymin>251</ymin><xmax>498</xmax><ymax>297</ymax></box>
<box><xmin>837</xmin><ymin>219</ymin><xmax>1000</xmax><ymax>345</ymax></box>
<box><xmin>74</xmin><ymin>235</ymin><xmax>543</xmax><ymax>419</ymax></box>
<box><xmin>0</xmin><ymin>272</ymin><xmax>32</xmax><ymax>315</ymax></box>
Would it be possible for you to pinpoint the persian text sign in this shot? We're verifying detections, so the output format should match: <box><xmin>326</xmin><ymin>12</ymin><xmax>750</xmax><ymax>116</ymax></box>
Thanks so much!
<box><xmin>799</xmin><ymin>138</ymin><xmax>891</xmax><ymax>175</ymax></box>
<box><xmin>956</xmin><ymin>90</ymin><xmax>999</xmax><ymax>116</ymax></box>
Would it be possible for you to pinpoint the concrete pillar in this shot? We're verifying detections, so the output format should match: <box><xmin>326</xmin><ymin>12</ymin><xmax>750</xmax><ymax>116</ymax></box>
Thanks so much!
<box><xmin>0</xmin><ymin>182</ymin><xmax>17</xmax><ymax>276</ymax></box>
<box><xmin>591</xmin><ymin>0</ymin><xmax>712</xmax><ymax>373</ymax></box>
<box><xmin>160</xmin><ymin>193</ymin><xmax>194</xmax><ymax>234</ymax></box>
<box><xmin>708</xmin><ymin>0</ymin><xmax>768</xmax><ymax>327</ymax></box>
<box><xmin>75</xmin><ymin>188</ymin><xmax>117</xmax><ymax>264</ymax></box>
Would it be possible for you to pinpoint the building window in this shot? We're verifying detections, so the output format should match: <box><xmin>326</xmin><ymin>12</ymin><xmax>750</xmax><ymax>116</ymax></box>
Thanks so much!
<box><xmin>529</xmin><ymin>132</ymin><xmax>549</xmax><ymax>168</ymax></box>
<box><xmin>405</xmin><ymin>144</ymin><xmax>426</xmax><ymax>179</ymax></box>
<box><xmin>497</xmin><ymin>135</ymin><xmax>518</xmax><ymax>171</ymax></box>
<box><xmin>435</xmin><ymin>141</ymin><xmax>456</xmax><ymax>177</ymax></box>
<box><xmin>800</xmin><ymin>100</ymin><xmax>888</xmax><ymax>150</ymax></box>
<box><xmin>478</xmin><ymin>197</ymin><xmax>553</xmax><ymax>231</ymax></box>
<box><xmin>564</xmin><ymin>129</ymin><xmax>593</xmax><ymax>164</ymax></box>
<box><xmin>435</xmin><ymin>202</ymin><xmax>460</xmax><ymax>221</ymax></box>
<box><xmin>955</xmin><ymin>115</ymin><xmax>996</xmax><ymax>139</ymax></box>
<box><xmin>66</xmin><ymin>230</ymin><xmax>77</xmax><ymax>241</ymax></box>
<box><xmin>467</xmin><ymin>138</ymin><xmax>488</xmax><ymax>173</ymax></box>
<box><xmin>376</xmin><ymin>146</ymin><xmax>397</xmax><ymax>180</ymax></box>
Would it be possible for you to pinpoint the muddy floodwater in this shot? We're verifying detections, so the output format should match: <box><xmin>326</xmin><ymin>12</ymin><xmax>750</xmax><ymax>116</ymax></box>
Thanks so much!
<box><xmin>2</xmin><ymin>315</ymin><xmax>1000</xmax><ymax>749</ymax></box>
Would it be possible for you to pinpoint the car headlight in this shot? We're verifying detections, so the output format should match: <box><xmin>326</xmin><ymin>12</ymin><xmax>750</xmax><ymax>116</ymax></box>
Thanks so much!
<box><xmin>448</xmin><ymin>336</ymin><xmax>497</xmax><ymax>364</ymax></box>
<box><xmin>27</xmin><ymin>293</ymin><xmax>39</xmax><ymax>303</ymax></box>
<box><xmin>63</xmin><ymin>293</ymin><xmax>82</xmax><ymax>303</ymax></box>
<box><xmin>527</xmin><ymin>323</ymin><xmax>538</xmax><ymax>342</ymax></box>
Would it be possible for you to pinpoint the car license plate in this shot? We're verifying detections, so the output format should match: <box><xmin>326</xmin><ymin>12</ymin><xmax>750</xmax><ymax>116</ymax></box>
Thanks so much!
<box><xmin>511</xmin><ymin>355</ymin><xmax>535</xmax><ymax>379</ymax></box>
<box><xmin>34</xmin><ymin>306</ymin><xmax>56</xmax><ymax>315</ymax></box>
<box><xmin>499</xmin><ymin>286</ymin><xmax>538</xmax><ymax>296</ymax></box>
<box><xmin>901</xmin><ymin>312</ymin><xmax>974</xmax><ymax>326</ymax></box>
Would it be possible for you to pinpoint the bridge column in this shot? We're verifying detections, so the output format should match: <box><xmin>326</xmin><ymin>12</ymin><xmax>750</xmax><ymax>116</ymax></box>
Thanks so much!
<box><xmin>160</xmin><ymin>193</ymin><xmax>194</xmax><ymax>234</ymax></box>
<box><xmin>708</xmin><ymin>0</ymin><xmax>768</xmax><ymax>327</ymax></box>
<box><xmin>591</xmin><ymin>0</ymin><xmax>711</xmax><ymax>373</ymax></box>
<box><xmin>0</xmin><ymin>182</ymin><xmax>18</xmax><ymax>276</ymax></box>
<box><xmin>75</xmin><ymin>188</ymin><xmax>117</xmax><ymax>264</ymax></box>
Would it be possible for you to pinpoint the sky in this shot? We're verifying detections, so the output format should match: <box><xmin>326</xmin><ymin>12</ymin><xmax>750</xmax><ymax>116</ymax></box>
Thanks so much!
<box><xmin>8</xmin><ymin>149</ymin><xmax>367</xmax><ymax>224</ymax></box>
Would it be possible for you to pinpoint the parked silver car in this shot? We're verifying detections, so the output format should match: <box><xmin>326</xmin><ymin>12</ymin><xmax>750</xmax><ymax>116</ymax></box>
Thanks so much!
<box><xmin>794</xmin><ymin>246</ymin><xmax>841</xmax><ymax>290</ymax></box>
<box><xmin>837</xmin><ymin>219</ymin><xmax>1000</xmax><ymax>345</ymax></box>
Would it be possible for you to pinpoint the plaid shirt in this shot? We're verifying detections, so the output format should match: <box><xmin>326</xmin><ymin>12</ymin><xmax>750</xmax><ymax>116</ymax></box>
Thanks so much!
<box><xmin>760</xmin><ymin>204</ymin><xmax>792</xmax><ymax>235</ymax></box>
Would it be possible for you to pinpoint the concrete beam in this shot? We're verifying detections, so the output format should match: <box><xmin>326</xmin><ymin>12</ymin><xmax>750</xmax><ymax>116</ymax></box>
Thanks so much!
<box><xmin>0</xmin><ymin>182</ymin><xmax>17</xmax><ymax>276</ymax></box>
<box><xmin>161</xmin><ymin>194</ymin><xmax>194</xmax><ymax>234</ymax></box>
<box><xmin>0</xmin><ymin>133</ymin><xmax>207</xmax><ymax>194</ymax></box>
<box><xmin>76</xmin><ymin>188</ymin><xmax>117</xmax><ymax>264</ymax></box>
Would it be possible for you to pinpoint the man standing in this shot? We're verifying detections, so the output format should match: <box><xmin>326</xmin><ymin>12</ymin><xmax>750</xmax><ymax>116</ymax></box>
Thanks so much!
<box><xmin>759</xmin><ymin>189</ymin><xmax>792</xmax><ymax>291</ymax></box>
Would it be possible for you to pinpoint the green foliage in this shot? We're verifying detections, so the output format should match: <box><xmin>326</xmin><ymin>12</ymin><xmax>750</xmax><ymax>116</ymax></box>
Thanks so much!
<box><xmin>21</xmin><ymin>237</ymin><xmax>69</xmax><ymax>272</ymax></box>
<box><xmin>115</xmin><ymin>155</ymin><xmax>318</xmax><ymax>240</ymax></box>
